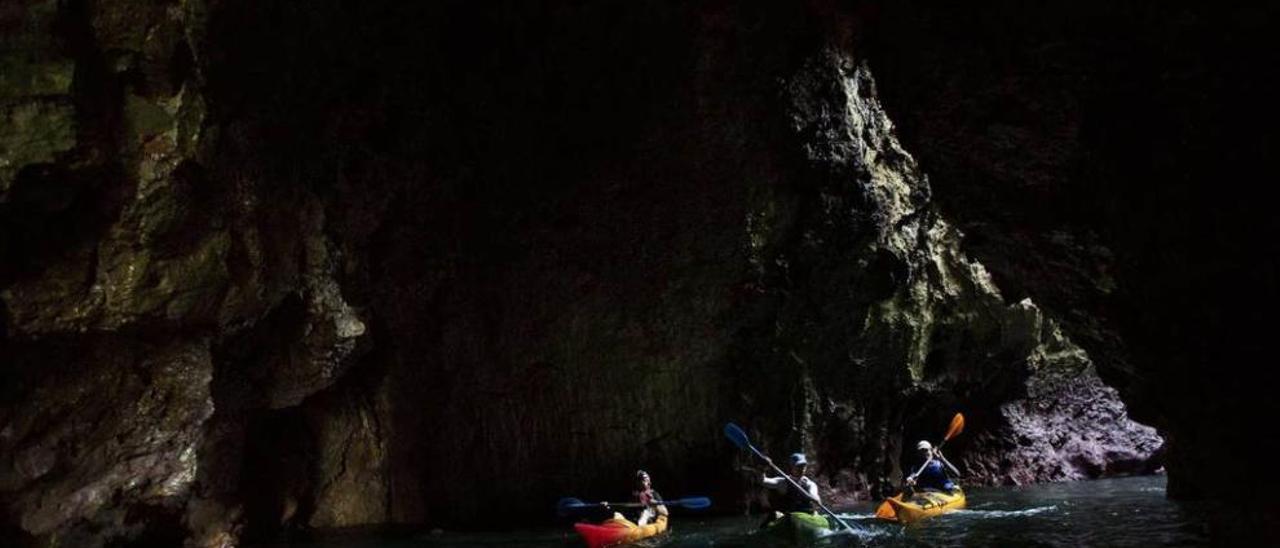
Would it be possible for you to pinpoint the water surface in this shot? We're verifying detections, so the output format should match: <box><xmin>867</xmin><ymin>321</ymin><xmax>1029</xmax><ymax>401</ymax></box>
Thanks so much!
<box><xmin>261</xmin><ymin>476</ymin><xmax>1209</xmax><ymax>547</ymax></box>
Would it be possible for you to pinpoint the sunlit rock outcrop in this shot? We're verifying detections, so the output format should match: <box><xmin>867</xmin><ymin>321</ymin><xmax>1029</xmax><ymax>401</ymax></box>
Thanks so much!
<box><xmin>741</xmin><ymin>51</ymin><xmax>1158</xmax><ymax>500</ymax></box>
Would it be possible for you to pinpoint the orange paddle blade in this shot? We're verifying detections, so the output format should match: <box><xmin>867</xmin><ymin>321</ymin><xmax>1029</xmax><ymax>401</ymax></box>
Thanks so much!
<box><xmin>943</xmin><ymin>413</ymin><xmax>965</xmax><ymax>441</ymax></box>
<box><xmin>875</xmin><ymin>497</ymin><xmax>899</xmax><ymax>520</ymax></box>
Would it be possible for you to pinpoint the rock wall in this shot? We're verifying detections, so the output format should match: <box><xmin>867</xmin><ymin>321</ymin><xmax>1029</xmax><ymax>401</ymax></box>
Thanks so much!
<box><xmin>864</xmin><ymin>0</ymin><xmax>1278</xmax><ymax>539</ymax></box>
<box><xmin>751</xmin><ymin>54</ymin><xmax>1157</xmax><ymax>497</ymax></box>
<box><xmin>1</xmin><ymin>1</ymin><xmax>1172</xmax><ymax>546</ymax></box>
<box><xmin>2</xmin><ymin>0</ymin><xmax>372</xmax><ymax>545</ymax></box>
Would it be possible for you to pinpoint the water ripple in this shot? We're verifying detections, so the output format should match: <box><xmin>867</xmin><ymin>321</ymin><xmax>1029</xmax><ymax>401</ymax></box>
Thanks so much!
<box><xmin>956</xmin><ymin>504</ymin><xmax>1058</xmax><ymax>518</ymax></box>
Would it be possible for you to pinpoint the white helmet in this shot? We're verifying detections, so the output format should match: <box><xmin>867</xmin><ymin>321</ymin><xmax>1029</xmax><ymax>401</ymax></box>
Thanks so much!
<box><xmin>916</xmin><ymin>440</ymin><xmax>933</xmax><ymax>451</ymax></box>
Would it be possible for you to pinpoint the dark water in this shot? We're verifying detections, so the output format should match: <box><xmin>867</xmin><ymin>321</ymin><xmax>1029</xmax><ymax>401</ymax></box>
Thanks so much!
<box><xmin>263</xmin><ymin>476</ymin><xmax>1210</xmax><ymax>547</ymax></box>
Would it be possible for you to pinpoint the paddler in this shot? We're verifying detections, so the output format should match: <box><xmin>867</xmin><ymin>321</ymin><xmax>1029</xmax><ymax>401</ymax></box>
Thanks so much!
<box><xmin>905</xmin><ymin>440</ymin><xmax>958</xmax><ymax>493</ymax></box>
<box><xmin>761</xmin><ymin>453</ymin><xmax>822</xmax><ymax>517</ymax></box>
<box><xmin>632</xmin><ymin>470</ymin><xmax>668</xmax><ymax>526</ymax></box>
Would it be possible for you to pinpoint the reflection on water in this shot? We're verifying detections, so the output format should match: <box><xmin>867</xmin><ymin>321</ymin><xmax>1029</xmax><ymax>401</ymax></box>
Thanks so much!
<box><xmin>257</xmin><ymin>476</ymin><xmax>1210</xmax><ymax>547</ymax></box>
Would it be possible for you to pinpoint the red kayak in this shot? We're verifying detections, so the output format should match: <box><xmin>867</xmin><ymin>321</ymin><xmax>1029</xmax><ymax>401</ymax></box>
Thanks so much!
<box><xmin>574</xmin><ymin>514</ymin><xmax>669</xmax><ymax>548</ymax></box>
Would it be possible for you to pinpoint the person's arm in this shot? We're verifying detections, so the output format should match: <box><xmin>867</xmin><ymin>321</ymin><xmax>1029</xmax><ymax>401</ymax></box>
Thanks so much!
<box><xmin>936</xmin><ymin>450</ymin><xmax>962</xmax><ymax>476</ymax></box>
<box><xmin>651</xmin><ymin>490</ymin><xmax>669</xmax><ymax>516</ymax></box>
<box><xmin>802</xmin><ymin>477</ymin><xmax>821</xmax><ymax>503</ymax></box>
<box><xmin>760</xmin><ymin>456</ymin><xmax>786</xmax><ymax>489</ymax></box>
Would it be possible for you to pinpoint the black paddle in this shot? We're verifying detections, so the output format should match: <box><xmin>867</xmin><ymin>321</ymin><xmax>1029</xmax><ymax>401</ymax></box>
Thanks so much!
<box><xmin>556</xmin><ymin>497</ymin><xmax>711</xmax><ymax>517</ymax></box>
<box><xmin>723</xmin><ymin>423</ymin><xmax>856</xmax><ymax>533</ymax></box>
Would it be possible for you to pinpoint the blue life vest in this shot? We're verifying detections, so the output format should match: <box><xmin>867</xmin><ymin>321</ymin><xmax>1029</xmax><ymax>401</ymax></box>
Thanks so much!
<box><xmin>915</xmin><ymin>459</ymin><xmax>955</xmax><ymax>492</ymax></box>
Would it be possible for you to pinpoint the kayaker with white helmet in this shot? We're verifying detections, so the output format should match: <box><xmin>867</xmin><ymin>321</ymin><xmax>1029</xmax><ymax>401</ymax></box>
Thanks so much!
<box><xmin>906</xmin><ymin>440</ymin><xmax>958</xmax><ymax>493</ymax></box>
<box><xmin>762</xmin><ymin>452</ymin><xmax>822</xmax><ymax>512</ymax></box>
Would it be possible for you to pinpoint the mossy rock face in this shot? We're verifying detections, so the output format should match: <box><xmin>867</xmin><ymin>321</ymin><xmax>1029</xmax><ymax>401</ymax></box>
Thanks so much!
<box><xmin>100</xmin><ymin>230</ymin><xmax>232</xmax><ymax>325</ymax></box>
<box><xmin>0</xmin><ymin>99</ymin><xmax>77</xmax><ymax>196</ymax></box>
<box><xmin>0</xmin><ymin>0</ymin><xmax>60</xmax><ymax>51</ymax></box>
<box><xmin>0</xmin><ymin>54</ymin><xmax>75</xmax><ymax>100</ymax></box>
<box><xmin>125</xmin><ymin>93</ymin><xmax>176</xmax><ymax>141</ymax></box>
<box><xmin>0</xmin><ymin>0</ymin><xmax>76</xmax><ymax>198</ymax></box>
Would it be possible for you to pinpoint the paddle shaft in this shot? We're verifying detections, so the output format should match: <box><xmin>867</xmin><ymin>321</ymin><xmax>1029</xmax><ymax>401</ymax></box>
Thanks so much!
<box><xmin>910</xmin><ymin>428</ymin><xmax>962</xmax><ymax>480</ymax></box>
<box><xmin>560</xmin><ymin>497</ymin><xmax>708</xmax><ymax>511</ymax></box>
<box><xmin>937</xmin><ymin>450</ymin><xmax>962</xmax><ymax>476</ymax></box>
<box><xmin>910</xmin><ymin>443</ymin><xmax>949</xmax><ymax>481</ymax></box>
<box><xmin>594</xmin><ymin>500</ymin><xmax>678</xmax><ymax>509</ymax></box>
<box><xmin>910</xmin><ymin>445</ymin><xmax>964</xmax><ymax>488</ymax></box>
<box><xmin>746</xmin><ymin>444</ymin><xmax>855</xmax><ymax>532</ymax></box>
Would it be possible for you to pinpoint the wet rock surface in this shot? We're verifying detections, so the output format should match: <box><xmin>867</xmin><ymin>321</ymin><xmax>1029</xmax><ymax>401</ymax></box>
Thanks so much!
<box><xmin>0</xmin><ymin>335</ymin><xmax>210</xmax><ymax>544</ymax></box>
<box><xmin>5</xmin><ymin>0</ymin><xmax>1256</xmax><ymax>545</ymax></box>
<box><xmin>958</xmin><ymin>307</ymin><xmax>1162</xmax><ymax>485</ymax></box>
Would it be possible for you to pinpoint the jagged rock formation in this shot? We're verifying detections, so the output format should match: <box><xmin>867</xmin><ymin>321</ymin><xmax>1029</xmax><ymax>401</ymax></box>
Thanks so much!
<box><xmin>2</xmin><ymin>1</ymin><xmax>369</xmax><ymax>545</ymax></box>
<box><xmin>749</xmin><ymin>54</ymin><xmax>1158</xmax><ymax>499</ymax></box>
<box><xmin>864</xmin><ymin>1</ymin><xmax>1278</xmax><ymax>540</ymax></box>
<box><xmin>958</xmin><ymin>311</ymin><xmax>1163</xmax><ymax>485</ymax></box>
<box><xmin>0</xmin><ymin>1</ymin><xmax>1223</xmax><ymax>546</ymax></box>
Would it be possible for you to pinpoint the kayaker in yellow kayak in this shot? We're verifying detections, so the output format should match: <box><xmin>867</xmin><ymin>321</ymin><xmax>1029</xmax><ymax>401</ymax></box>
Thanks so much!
<box><xmin>905</xmin><ymin>440</ymin><xmax>959</xmax><ymax>494</ymax></box>
<box><xmin>577</xmin><ymin>471</ymin><xmax>670</xmax><ymax>548</ymax></box>
<box><xmin>629</xmin><ymin>470</ymin><xmax>668</xmax><ymax>525</ymax></box>
<box><xmin>876</xmin><ymin>415</ymin><xmax>967</xmax><ymax>523</ymax></box>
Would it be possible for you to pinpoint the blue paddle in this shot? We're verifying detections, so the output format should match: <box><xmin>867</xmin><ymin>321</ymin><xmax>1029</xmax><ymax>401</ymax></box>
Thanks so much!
<box><xmin>556</xmin><ymin>497</ymin><xmax>712</xmax><ymax>517</ymax></box>
<box><xmin>723</xmin><ymin>422</ymin><xmax>856</xmax><ymax>533</ymax></box>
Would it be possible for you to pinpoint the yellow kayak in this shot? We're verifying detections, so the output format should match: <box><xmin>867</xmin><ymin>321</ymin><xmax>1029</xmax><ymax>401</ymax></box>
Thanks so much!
<box><xmin>574</xmin><ymin>514</ymin><xmax>668</xmax><ymax>548</ymax></box>
<box><xmin>875</xmin><ymin>488</ymin><xmax>965</xmax><ymax>524</ymax></box>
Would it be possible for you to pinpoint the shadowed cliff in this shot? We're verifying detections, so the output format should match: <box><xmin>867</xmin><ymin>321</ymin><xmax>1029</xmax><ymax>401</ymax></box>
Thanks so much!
<box><xmin>864</xmin><ymin>1</ymin><xmax>1278</xmax><ymax>540</ymax></box>
<box><xmin>4</xmin><ymin>1</ymin><xmax>1261</xmax><ymax>546</ymax></box>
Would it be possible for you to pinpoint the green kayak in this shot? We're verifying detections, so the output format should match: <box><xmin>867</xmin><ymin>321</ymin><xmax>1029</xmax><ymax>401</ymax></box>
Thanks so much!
<box><xmin>761</xmin><ymin>511</ymin><xmax>832</xmax><ymax>543</ymax></box>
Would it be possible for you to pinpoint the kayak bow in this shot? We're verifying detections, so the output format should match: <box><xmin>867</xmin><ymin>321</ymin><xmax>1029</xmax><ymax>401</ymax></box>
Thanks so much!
<box><xmin>876</xmin><ymin>488</ymin><xmax>966</xmax><ymax>524</ymax></box>
<box><xmin>761</xmin><ymin>511</ymin><xmax>833</xmax><ymax>542</ymax></box>
<box><xmin>574</xmin><ymin>514</ymin><xmax>668</xmax><ymax>548</ymax></box>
